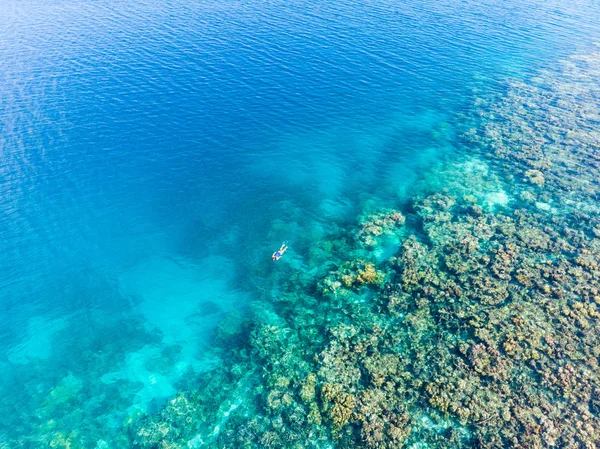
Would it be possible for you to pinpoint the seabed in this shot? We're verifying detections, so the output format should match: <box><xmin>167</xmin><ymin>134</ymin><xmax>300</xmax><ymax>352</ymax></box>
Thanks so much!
<box><xmin>5</xmin><ymin>49</ymin><xmax>600</xmax><ymax>449</ymax></box>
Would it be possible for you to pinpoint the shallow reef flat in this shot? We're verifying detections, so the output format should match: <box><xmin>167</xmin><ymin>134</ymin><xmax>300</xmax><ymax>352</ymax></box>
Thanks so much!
<box><xmin>118</xmin><ymin>49</ymin><xmax>600</xmax><ymax>449</ymax></box>
<box><xmin>15</xmin><ymin>49</ymin><xmax>600</xmax><ymax>449</ymax></box>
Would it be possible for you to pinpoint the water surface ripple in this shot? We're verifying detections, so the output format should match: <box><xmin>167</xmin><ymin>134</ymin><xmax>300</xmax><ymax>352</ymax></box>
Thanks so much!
<box><xmin>1</xmin><ymin>0</ymin><xmax>600</xmax><ymax>446</ymax></box>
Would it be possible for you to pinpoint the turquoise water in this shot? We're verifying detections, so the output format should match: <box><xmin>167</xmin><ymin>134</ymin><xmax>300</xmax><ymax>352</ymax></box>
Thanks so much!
<box><xmin>2</xmin><ymin>0</ymin><xmax>600</xmax><ymax>446</ymax></box>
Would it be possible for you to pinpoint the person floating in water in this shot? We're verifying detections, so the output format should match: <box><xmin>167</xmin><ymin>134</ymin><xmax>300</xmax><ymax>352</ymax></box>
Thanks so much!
<box><xmin>272</xmin><ymin>243</ymin><xmax>288</xmax><ymax>261</ymax></box>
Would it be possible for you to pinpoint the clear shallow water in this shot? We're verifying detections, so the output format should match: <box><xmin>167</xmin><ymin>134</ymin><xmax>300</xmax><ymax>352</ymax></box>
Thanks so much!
<box><xmin>1</xmin><ymin>0</ymin><xmax>600</xmax><ymax>446</ymax></box>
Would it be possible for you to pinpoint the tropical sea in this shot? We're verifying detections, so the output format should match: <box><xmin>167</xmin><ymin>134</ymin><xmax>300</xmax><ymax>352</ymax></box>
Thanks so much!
<box><xmin>2</xmin><ymin>0</ymin><xmax>600</xmax><ymax>447</ymax></box>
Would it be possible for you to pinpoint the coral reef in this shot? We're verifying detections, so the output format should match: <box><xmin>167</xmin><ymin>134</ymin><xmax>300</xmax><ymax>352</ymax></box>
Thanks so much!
<box><xmin>121</xmin><ymin>50</ymin><xmax>600</xmax><ymax>449</ymax></box>
<box><xmin>357</xmin><ymin>210</ymin><xmax>406</xmax><ymax>247</ymax></box>
<box><xmin>8</xmin><ymin>49</ymin><xmax>600</xmax><ymax>449</ymax></box>
<box><xmin>320</xmin><ymin>259</ymin><xmax>387</xmax><ymax>301</ymax></box>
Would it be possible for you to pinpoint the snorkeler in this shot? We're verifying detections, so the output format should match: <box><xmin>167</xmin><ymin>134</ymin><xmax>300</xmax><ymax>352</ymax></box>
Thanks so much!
<box><xmin>272</xmin><ymin>243</ymin><xmax>288</xmax><ymax>261</ymax></box>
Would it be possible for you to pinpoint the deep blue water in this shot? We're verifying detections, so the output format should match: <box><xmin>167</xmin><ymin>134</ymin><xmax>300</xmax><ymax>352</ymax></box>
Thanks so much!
<box><xmin>2</xmin><ymin>0</ymin><xmax>600</xmax><ymax>444</ymax></box>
